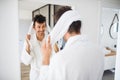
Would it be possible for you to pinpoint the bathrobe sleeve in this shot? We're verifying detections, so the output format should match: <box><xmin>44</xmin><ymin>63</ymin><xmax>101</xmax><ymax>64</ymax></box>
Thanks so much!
<box><xmin>39</xmin><ymin>53</ymin><xmax>66</xmax><ymax>80</ymax></box>
<box><xmin>21</xmin><ymin>41</ymin><xmax>33</xmax><ymax>65</ymax></box>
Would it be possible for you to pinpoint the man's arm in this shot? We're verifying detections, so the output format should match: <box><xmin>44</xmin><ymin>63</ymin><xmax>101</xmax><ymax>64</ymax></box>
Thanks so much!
<box><xmin>21</xmin><ymin>34</ymin><xmax>33</xmax><ymax>65</ymax></box>
<box><xmin>41</xmin><ymin>36</ymin><xmax>52</xmax><ymax>65</ymax></box>
<box><xmin>25</xmin><ymin>34</ymin><xmax>31</xmax><ymax>54</ymax></box>
<box><xmin>39</xmin><ymin>36</ymin><xmax>52</xmax><ymax>80</ymax></box>
<box><xmin>40</xmin><ymin>36</ymin><xmax>66</xmax><ymax>80</ymax></box>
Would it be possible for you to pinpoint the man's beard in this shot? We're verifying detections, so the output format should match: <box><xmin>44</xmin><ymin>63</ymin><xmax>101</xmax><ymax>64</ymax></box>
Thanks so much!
<box><xmin>37</xmin><ymin>31</ymin><xmax>44</xmax><ymax>36</ymax></box>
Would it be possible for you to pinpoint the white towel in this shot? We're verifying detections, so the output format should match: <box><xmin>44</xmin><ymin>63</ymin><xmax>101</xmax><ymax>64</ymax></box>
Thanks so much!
<box><xmin>49</xmin><ymin>10</ymin><xmax>81</xmax><ymax>46</ymax></box>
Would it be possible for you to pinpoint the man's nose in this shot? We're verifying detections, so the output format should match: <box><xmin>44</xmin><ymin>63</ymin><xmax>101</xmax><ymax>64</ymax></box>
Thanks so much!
<box><xmin>40</xmin><ymin>27</ymin><xmax>44</xmax><ymax>31</ymax></box>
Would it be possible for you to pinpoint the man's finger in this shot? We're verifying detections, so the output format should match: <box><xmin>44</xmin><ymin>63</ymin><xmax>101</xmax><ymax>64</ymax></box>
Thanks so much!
<box><xmin>48</xmin><ymin>36</ymin><xmax>51</xmax><ymax>44</ymax></box>
<box><xmin>46</xmin><ymin>36</ymin><xmax>51</xmax><ymax>48</ymax></box>
<box><xmin>27</xmin><ymin>34</ymin><xmax>31</xmax><ymax>40</ymax></box>
<box><xmin>42</xmin><ymin>40</ymin><xmax>46</xmax><ymax>48</ymax></box>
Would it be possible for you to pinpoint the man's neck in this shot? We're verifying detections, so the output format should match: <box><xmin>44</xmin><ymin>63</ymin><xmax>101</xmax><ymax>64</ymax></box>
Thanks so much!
<box><xmin>70</xmin><ymin>33</ymin><xmax>80</xmax><ymax>36</ymax></box>
<box><xmin>36</xmin><ymin>33</ymin><xmax>45</xmax><ymax>41</ymax></box>
<box><xmin>66</xmin><ymin>32</ymin><xmax>80</xmax><ymax>41</ymax></box>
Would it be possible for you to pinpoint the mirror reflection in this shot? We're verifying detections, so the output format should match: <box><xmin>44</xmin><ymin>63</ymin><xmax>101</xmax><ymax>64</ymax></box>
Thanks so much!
<box><xmin>19</xmin><ymin>1</ymin><xmax>70</xmax><ymax>80</ymax></box>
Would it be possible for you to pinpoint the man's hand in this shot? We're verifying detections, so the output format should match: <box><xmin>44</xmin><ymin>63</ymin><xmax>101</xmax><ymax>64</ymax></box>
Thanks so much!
<box><xmin>41</xmin><ymin>36</ymin><xmax>52</xmax><ymax>65</ymax></box>
<box><xmin>54</xmin><ymin>43</ymin><xmax>59</xmax><ymax>53</ymax></box>
<box><xmin>25</xmin><ymin>34</ymin><xmax>31</xmax><ymax>54</ymax></box>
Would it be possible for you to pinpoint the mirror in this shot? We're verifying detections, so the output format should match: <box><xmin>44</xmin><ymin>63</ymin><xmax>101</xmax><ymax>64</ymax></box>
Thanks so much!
<box><xmin>109</xmin><ymin>14</ymin><xmax>119</xmax><ymax>39</ymax></box>
<box><xmin>18</xmin><ymin>1</ymin><xmax>70</xmax><ymax>80</ymax></box>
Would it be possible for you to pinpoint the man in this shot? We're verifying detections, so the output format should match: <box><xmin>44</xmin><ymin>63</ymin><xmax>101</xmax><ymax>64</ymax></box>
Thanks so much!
<box><xmin>21</xmin><ymin>14</ymin><xmax>49</xmax><ymax>80</ymax></box>
<box><xmin>40</xmin><ymin>6</ymin><xmax>104</xmax><ymax>80</ymax></box>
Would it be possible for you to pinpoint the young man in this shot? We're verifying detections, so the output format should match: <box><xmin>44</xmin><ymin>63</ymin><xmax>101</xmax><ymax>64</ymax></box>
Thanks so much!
<box><xmin>21</xmin><ymin>14</ymin><xmax>48</xmax><ymax>80</ymax></box>
<box><xmin>39</xmin><ymin>6</ymin><xmax>104</xmax><ymax>80</ymax></box>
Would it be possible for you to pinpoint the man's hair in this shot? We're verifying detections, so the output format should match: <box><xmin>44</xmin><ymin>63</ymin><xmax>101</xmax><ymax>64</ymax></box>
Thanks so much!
<box><xmin>54</xmin><ymin>6</ymin><xmax>72</xmax><ymax>23</ymax></box>
<box><xmin>54</xmin><ymin>6</ymin><xmax>81</xmax><ymax>34</ymax></box>
<box><xmin>68</xmin><ymin>20</ymin><xmax>81</xmax><ymax>34</ymax></box>
<box><xmin>33</xmin><ymin>14</ymin><xmax>46</xmax><ymax>26</ymax></box>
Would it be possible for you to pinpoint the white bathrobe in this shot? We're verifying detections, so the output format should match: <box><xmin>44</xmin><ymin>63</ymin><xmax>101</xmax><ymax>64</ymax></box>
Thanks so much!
<box><xmin>39</xmin><ymin>35</ymin><xmax>104</xmax><ymax>80</ymax></box>
<box><xmin>21</xmin><ymin>33</ymin><xmax>46</xmax><ymax>80</ymax></box>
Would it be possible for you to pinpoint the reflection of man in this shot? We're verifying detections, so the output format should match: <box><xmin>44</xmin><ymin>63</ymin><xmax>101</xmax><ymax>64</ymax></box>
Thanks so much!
<box><xmin>39</xmin><ymin>6</ymin><xmax>104</xmax><ymax>80</ymax></box>
<box><xmin>21</xmin><ymin>14</ymin><xmax>48</xmax><ymax>80</ymax></box>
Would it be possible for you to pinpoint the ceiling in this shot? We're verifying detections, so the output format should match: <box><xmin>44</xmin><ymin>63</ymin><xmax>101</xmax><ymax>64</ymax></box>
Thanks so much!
<box><xmin>18</xmin><ymin>0</ymin><xmax>46</xmax><ymax>11</ymax></box>
<box><xmin>18</xmin><ymin>0</ymin><xmax>73</xmax><ymax>11</ymax></box>
<box><xmin>18</xmin><ymin>0</ymin><xmax>120</xmax><ymax>12</ymax></box>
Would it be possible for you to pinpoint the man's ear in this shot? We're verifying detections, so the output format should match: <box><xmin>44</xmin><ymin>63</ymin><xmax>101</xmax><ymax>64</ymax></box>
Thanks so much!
<box><xmin>64</xmin><ymin>32</ymin><xmax>69</xmax><ymax>42</ymax></box>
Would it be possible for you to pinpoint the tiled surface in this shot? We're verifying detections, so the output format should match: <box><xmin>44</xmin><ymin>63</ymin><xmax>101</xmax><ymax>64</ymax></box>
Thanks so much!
<box><xmin>21</xmin><ymin>63</ymin><xmax>30</xmax><ymax>80</ymax></box>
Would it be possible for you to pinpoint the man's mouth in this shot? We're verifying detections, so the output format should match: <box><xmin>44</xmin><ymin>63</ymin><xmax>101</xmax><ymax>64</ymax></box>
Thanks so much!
<box><xmin>38</xmin><ymin>31</ymin><xmax>44</xmax><ymax>33</ymax></box>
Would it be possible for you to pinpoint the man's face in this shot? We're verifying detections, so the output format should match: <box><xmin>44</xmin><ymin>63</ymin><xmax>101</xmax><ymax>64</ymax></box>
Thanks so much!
<box><xmin>33</xmin><ymin>22</ymin><xmax>46</xmax><ymax>36</ymax></box>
